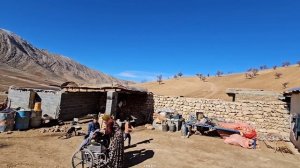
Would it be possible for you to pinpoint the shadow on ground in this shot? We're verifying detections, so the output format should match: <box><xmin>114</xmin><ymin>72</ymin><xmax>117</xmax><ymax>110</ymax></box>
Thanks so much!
<box><xmin>124</xmin><ymin>149</ymin><xmax>154</xmax><ymax>167</ymax></box>
<box><xmin>124</xmin><ymin>138</ymin><xmax>153</xmax><ymax>150</ymax></box>
<box><xmin>124</xmin><ymin>139</ymin><xmax>154</xmax><ymax>167</ymax></box>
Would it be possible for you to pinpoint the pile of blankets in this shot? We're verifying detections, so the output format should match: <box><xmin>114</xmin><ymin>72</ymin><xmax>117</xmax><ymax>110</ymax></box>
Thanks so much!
<box><xmin>218</xmin><ymin>122</ymin><xmax>257</xmax><ymax>149</ymax></box>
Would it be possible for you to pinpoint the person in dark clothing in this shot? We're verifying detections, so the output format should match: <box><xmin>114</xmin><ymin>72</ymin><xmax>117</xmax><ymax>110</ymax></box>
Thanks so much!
<box><xmin>87</xmin><ymin>116</ymin><xmax>100</xmax><ymax>136</ymax></box>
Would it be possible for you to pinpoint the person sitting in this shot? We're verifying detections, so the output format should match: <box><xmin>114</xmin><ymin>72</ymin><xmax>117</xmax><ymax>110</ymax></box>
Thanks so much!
<box><xmin>87</xmin><ymin>116</ymin><xmax>100</xmax><ymax>136</ymax></box>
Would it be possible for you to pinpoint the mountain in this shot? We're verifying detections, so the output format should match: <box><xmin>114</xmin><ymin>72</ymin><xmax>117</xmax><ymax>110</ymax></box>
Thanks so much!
<box><xmin>135</xmin><ymin>65</ymin><xmax>300</xmax><ymax>100</ymax></box>
<box><xmin>0</xmin><ymin>28</ymin><xmax>123</xmax><ymax>91</ymax></box>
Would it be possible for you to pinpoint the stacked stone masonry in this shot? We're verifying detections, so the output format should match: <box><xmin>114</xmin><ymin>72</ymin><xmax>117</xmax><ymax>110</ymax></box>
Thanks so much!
<box><xmin>152</xmin><ymin>95</ymin><xmax>291</xmax><ymax>141</ymax></box>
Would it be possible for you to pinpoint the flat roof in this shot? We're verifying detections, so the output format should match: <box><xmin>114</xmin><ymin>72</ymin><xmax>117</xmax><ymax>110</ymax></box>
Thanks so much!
<box><xmin>284</xmin><ymin>87</ymin><xmax>300</xmax><ymax>95</ymax></box>
<box><xmin>9</xmin><ymin>84</ymin><xmax>148</xmax><ymax>94</ymax></box>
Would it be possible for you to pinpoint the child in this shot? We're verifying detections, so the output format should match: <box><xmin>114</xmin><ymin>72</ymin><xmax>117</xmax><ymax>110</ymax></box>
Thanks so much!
<box><xmin>124</xmin><ymin>117</ymin><xmax>134</xmax><ymax>146</ymax></box>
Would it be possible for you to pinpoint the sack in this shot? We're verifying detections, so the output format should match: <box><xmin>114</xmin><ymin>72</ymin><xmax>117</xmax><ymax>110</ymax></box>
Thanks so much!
<box><xmin>224</xmin><ymin>134</ymin><xmax>251</xmax><ymax>148</ymax></box>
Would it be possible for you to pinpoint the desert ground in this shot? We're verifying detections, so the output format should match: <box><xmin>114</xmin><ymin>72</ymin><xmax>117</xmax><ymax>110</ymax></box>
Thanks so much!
<box><xmin>0</xmin><ymin>124</ymin><xmax>299</xmax><ymax>168</ymax></box>
<box><xmin>136</xmin><ymin>65</ymin><xmax>300</xmax><ymax>100</ymax></box>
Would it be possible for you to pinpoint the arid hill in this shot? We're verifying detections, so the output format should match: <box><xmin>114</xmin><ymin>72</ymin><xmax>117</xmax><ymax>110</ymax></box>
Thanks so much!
<box><xmin>0</xmin><ymin>28</ymin><xmax>122</xmax><ymax>92</ymax></box>
<box><xmin>135</xmin><ymin>65</ymin><xmax>300</xmax><ymax>100</ymax></box>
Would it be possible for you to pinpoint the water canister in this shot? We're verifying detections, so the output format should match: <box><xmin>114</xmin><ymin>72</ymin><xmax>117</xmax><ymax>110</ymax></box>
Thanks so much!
<box><xmin>0</xmin><ymin>110</ymin><xmax>15</xmax><ymax>132</ymax></box>
<box><xmin>30</xmin><ymin>111</ymin><xmax>42</xmax><ymax>128</ymax></box>
<box><xmin>33</xmin><ymin>102</ymin><xmax>42</xmax><ymax>112</ymax></box>
<box><xmin>15</xmin><ymin>110</ymin><xmax>31</xmax><ymax>130</ymax></box>
<box><xmin>181</xmin><ymin>122</ymin><xmax>187</xmax><ymax>136</ymax></box>
<box><xmin>162</xmin><ymin>122</ymin><xmax>169</xmax><ymax>132</ymax></box>
<box><xmin>169</xmin><ymin>122</ymin><xmax>176</xmax><ymax>132</ymax></box>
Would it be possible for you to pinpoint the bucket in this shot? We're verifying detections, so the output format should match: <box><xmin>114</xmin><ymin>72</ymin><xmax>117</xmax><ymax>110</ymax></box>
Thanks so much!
<box><xmin>169</xmin><ymin>122</ymin><xmax>176</xmax><ymax>132</ymax></box>
<box><xmin>181</xmin><ymin>123</ymin><xmax>187</xmax><ymax>136</ymax></box>
<box><xmin>0</xmin><ymin>109</ymin><xmax>15</xmax><ymax>132</ymax></box>
<box><xmin>33</xmin><ymin>102</ymin><xmax>42</xmax><ymax>112</ymax></box>
<box><xmin>30</xmin><ymin>111</ymin><xmax>42</xmax><ymax>128</ymax></box>
<box><xmin>162</xmin><ymin>122</ymin><xmax>169</xmax><ymax>132</ymax></box>
<box><xmin>15</xmin><ymin>110</ymin><xmax>31</xmax><ymax>130</ymax></box>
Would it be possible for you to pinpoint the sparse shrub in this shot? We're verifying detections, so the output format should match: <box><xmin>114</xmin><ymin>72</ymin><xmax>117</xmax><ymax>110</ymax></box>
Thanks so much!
<box><xmin>273</xmin><ymin>65</ymin><xmax>277</xmax><ymax>70</ymax></box>
<box><xmin>245</xmin><ymin>72</ymin><xmax>254</xmax><ymax>79</ymax></box>
<box><xmin>178</xmin><ymin>72</ymin><xmax>183</xmax><ymax>77</ymax></box>
<box><xmin>282</xmin><ymin>62</ymin><xmax>291</xmax><ymax>67</ymax></box>
<box><xmin>297</xmin><ymin>61</ymin><xmax>300</xmax><ymax>67</ymax></box>
<box><xmin>282</xmin><ymin>82</ymin><xmax>289</xmax><ymax>89</ymax></box>
<box><xmin>260</xmin><ymin>65</ymin><xmax>268</xmax><ymax>70</ymax></box>
<box><xmin>216</xmin><ymin>70</ymin><xmax>223</xmax><ymax>77</ymax></box>
<box><xmin>157</xmin><ymin>75</ymin><xmax>163</xmax><ymax>84</ymax></box>
<box><xmin>196</xmin><ymin>73</ymin><xmax>206</xmax><ymax>81</ymax></box>
<box><xmin>173</xmin><ymin>75</ymin><xmax>178</xmax><ymax>79</ymax></box>
<box><xmin>207</xmin><ymin>74</ymin><xmax>210</xmax><ymax>77</ymax></box>
<box><xmin>196</xmin><ymin>73</ymin><xmax>203</xmax><ymax>78</ymax></box>
<box><xmin>252</xmin><ymin>68</ymin><xmax>259</xmax><ymax>76</ymax></box>
<box><xmin>275</xmin><ymin>72</ymin><xmax>283</xmax><ymax>79</ymax></box>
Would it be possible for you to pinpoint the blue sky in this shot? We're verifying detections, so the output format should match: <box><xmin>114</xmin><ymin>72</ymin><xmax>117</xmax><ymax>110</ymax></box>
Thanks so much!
<box><xmin>1</xmin><ymin>0</ymin><xmax>300</xmax><ymax>82</ymax></box>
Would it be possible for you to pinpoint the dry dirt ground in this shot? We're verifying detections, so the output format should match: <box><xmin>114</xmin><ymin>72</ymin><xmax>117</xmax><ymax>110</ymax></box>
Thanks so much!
<box><xmin>1</xmin><ymin>125</ymin><xmax>300</xmax><ymax>168</ymax></box>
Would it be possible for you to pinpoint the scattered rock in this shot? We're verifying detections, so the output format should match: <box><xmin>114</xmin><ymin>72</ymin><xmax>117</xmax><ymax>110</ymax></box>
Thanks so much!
<box><xmin>146</xmin><ymin>125</ymin><xmax>155</xmax><ymax>130</ymax></box>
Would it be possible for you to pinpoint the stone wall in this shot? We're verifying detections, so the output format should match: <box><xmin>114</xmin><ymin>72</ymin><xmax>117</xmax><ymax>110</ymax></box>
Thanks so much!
<box><xmin>153</xmin><ymin>95</ymin><xmax>291</xmax><ymax>140</ymax></box>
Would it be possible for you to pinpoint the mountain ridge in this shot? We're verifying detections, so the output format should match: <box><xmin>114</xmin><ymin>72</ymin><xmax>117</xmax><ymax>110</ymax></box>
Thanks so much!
<box><xmin>0</xmin><ymin>28</ymin><xmax>124</xmax><ymax>90</ymax></box>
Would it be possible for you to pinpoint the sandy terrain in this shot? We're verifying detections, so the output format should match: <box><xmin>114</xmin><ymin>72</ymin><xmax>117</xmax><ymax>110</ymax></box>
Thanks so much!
<box><xmin>135</xmin><ymin>65</ymin><xmax>300</xmax><ymax>100</ymax></box>
<box><xmin>0</xmin><ymin>63</ymin><xmax>62</xmax><ymax>92</ymax></box>
<box><xmin>1</xmin><ymin>125</ymin><xmax>299</xmax><ymax>168</ymax></box>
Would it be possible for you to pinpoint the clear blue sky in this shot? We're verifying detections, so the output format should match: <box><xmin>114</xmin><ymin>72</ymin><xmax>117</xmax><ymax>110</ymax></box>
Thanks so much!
<box><xmin>1</xmin><ymin>0</ymin><xmax>299</xmax><ymax>82</ymax></box>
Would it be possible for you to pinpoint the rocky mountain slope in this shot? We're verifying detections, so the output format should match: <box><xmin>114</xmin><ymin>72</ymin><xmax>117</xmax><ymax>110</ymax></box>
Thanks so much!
<box><xmin>0</xmin><ymin>28</ymin><xmax>122</xmax><ymax>91</ymax></box>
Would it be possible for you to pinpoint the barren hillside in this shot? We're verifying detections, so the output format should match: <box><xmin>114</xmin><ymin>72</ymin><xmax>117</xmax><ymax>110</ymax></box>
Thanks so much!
<box><xmin>0</xmin><ymin>28</ymin><xmax>122</xmax><ymax>92</ymax></box>
<box><xmin>135</xmin><ymin>65</ymin><xmax>300</xmax><ymax>100</ymax></box>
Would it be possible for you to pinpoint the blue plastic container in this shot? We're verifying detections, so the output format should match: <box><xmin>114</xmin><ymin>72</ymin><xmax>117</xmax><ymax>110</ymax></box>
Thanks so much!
<box><xmin>0</xmin><ymin>110</ymin><xmax>15</xmax><ymax>132</ymax></box>
<box><xmin>15</xmin><ymin>110</ymin><xmax>31</xmax><ymax>130</ymax></box>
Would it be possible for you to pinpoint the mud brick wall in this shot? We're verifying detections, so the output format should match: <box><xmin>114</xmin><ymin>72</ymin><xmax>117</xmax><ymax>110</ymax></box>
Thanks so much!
<box><xmin>121</xmin><ymin>93</ymin><xmax>154</xmax><ymax>125</ymax></box>
<box><xmin>235</xmin><ymin>93</ymin><xmax>280</xmax><ymax>102</ymax></box>
<box><xmin>59</xmin><ymin>92</ymin><xmax>106</xmax><ymax>120</ymax></box>
<box><xmin>153</xmin><ymin>95</ymin><xmax>291</xmax><ymax>140</ymax></box>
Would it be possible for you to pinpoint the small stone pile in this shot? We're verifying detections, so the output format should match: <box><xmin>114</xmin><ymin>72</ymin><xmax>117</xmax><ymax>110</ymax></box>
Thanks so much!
<box><xmin>40</xmin><ymin>125</ymin><xmax>69</xmax><ymax>133</ymax></box>
<box><xmin>145</xmin><ymin>124</ymin><xmax>154</xmax><ymax>130</ymax></box>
